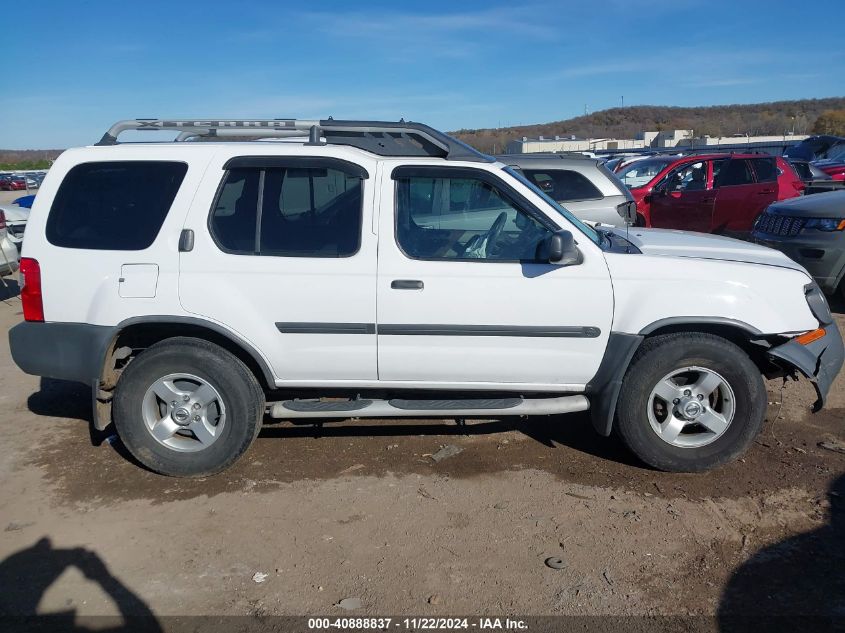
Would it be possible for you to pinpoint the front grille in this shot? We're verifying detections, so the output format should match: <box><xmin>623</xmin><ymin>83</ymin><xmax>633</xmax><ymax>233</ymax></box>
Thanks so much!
<box><xmin>755</xmin><ymin>213</ymin><xmax>805</xmax><ymax>237</ymax></box>
<box><xmin>6</xmin><ymin>224</ymin><xmax>25</xmax><ymax>238</ymax></box>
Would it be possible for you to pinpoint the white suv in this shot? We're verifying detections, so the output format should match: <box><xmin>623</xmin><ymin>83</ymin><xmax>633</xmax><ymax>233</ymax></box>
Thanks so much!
<box><xmin>9</xmin><ymin>119</ymin><xmax>844</xmax><ymax>477</ymax></box>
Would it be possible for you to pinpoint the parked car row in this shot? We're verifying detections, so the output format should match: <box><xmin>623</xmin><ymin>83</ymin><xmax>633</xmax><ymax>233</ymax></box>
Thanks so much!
<box><xmin>0</xmin><ymin>171</ymin><xmax>46</xmax><ymax>191</ymax></box>
<box><xmin>784</xmin><ymin>135</ymin><xmax>845</xmax><ymax>181</ymax></box>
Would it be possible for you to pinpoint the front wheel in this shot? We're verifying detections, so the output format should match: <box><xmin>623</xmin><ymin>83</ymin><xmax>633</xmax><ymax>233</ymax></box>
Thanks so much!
<box><xmin>113</xmin><ymin>337</ymin><xmax>265</xmax><ymax>477</ymax></box>
<box><xmin>615</xmin><ymin>332</ymin><xmax>767</xmax><ymax>472</ymax></box>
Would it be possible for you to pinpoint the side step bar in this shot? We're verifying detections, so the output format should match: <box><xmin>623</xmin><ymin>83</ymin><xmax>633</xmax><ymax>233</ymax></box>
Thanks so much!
<box><xmin>268</xmin><ymin>395</ymin><xmax>589</xmax><ymax>419</ymax></box>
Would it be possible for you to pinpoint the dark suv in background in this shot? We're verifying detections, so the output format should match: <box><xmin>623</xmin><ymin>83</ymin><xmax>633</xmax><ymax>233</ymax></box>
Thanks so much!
<box><xmin>753</xmin><ymin>189</ymin><xmax>845</xmax><ymax>298</ymax></box>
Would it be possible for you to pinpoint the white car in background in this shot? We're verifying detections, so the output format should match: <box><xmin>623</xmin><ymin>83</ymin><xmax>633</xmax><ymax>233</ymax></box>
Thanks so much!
<box><xmin>0</xmin><ymin>205</ymin><xmax>29</xmax><ymax>252</ymax></box>
<box><xmin>0</xmin><ymin>209</ymin><xmax>20</xmax><ymax>276</ymax></box>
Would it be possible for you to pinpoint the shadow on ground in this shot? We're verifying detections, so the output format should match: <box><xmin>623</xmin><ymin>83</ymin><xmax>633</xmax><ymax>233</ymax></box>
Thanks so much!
<box><xmin>717</xmin><ymin>473</ymin><xmax>845</xmax><ymax>631</ymax></box>
<box><xmin>0</xmin><ymin>537</ymin><xmax>162</xmax><ymax>632</ymax></box>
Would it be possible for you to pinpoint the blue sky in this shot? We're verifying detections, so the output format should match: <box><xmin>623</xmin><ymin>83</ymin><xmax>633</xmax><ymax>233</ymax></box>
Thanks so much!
<box><xmin>2</xmin><ymin>0</ymin><xmax>844</xmax><ymax>149</ymax></box>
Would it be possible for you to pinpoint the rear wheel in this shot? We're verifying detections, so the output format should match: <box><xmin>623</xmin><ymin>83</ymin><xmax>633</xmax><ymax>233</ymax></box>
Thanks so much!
<box><xmin>113</xmin><ymin>337</ymin><xmax>265</xmax><ymax>477</ymax></box>
<box><xmin>615</xmin><ymin>332</ymin><xmax>766</xmax><ymax>472</ymax></box>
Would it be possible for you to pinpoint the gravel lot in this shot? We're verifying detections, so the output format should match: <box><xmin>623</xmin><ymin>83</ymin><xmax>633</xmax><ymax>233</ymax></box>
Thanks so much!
<box><xmin>0</xmin><ymin>265</ymin><xmax>842</xmax><ymax>628</ymax></box>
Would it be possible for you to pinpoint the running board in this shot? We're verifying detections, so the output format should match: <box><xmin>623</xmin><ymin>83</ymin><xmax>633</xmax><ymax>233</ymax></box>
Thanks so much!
<box><xmin>268</xmin><ymin>395</ymin><xmax>589</xmax><ymax>419</ymax></box>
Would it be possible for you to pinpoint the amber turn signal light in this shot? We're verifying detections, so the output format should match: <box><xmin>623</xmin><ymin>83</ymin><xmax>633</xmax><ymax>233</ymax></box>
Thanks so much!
<box><xmin>795</xmin><ymin>328</ymin><xmax>826</xmax><ymax>345</ymax></box>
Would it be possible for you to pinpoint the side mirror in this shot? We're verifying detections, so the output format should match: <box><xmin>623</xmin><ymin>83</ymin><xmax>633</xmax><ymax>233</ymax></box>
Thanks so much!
<box><xmin>616</xmin><ymin>200</ymin><xmax>638</xmax><ymax>225</ymax></box>
<box><xmin>538</xmin><ymin>230</ymin><xmax>580</xmax><ymax>265</ymax></box>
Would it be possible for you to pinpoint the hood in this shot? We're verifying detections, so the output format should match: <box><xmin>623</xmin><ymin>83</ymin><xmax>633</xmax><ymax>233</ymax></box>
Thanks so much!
<box><xmin>0</xmin><ymin>205</ymin><xmax>30</xmax><ymax>223</ymax></box>
<box><xmin>610</xmin><ymin>227</ymin><xmax>808</xmax><ymax>273</ymax></box>
<box><xmin>767</xmin><ymin>189</ymin><xmax>845</xmax><ymax>218</ymax></box>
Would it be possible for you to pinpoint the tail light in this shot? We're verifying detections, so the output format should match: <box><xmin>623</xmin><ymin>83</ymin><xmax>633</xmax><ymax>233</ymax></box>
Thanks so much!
<box><xmin>0</xmin><ymin>210</ymin><xmax>5</xmax><ymax>230</ymax></box>
<box><xmin>19</xmin><ymin>257</ymin><xmax>44</xmax><ymax>322</ymax></box>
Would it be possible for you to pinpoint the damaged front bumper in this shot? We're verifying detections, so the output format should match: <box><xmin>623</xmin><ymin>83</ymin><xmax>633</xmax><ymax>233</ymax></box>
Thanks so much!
<box><xmin>767</xmin><ymin>322</ymin><xmax>845</xmax><ymax>411</ymax></box>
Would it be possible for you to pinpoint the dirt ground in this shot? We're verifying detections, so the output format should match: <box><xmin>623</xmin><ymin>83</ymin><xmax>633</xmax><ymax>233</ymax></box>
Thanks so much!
<box><xmin>0</xmin><ymin>272</ymin><xmax>842</xmax><ymax>629</ymax></box>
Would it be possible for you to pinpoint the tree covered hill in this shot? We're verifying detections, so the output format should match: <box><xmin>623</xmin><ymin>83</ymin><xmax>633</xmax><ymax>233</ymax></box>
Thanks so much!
<box><xmin>451</xmin><ymin>97</ymin><xmax>845</xmax><ymax>154</ymax></box>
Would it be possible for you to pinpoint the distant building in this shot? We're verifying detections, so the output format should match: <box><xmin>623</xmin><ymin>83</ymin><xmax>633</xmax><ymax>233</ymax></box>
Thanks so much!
<box><xmin>507</xmin><ymin>130</ymin><xmax>809</xmax><ymax>155</ymax></box>
<box><xmin>505</xmin><ymin>135</ymin><xmax>646</xmax><ymax>153</ymax></box>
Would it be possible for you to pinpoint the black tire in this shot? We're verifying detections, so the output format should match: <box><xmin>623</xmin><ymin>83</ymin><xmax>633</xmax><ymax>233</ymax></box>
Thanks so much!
<box><xmin>615</xmin><ymin>332</ymin><xmax>766</xmax><ymax>472</ymax></box>
<box><xmin>113</xmin><ymin>337</ymin><xmax>265</xmax><ymax>477</ymax></box>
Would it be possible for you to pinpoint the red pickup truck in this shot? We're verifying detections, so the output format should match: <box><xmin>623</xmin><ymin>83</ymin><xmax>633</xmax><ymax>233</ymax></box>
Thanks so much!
<box><xmin>617</xmin><ymin>154</ymin><xmax>803</xmax><ymax>237</ymax></box>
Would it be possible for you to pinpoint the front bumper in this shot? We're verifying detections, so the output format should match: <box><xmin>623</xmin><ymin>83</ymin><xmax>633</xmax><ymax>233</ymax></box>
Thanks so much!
<box><xmin>767</xmin><ymin>322</ymin><xmax>845</xmax><ymax>410</ymax></box>
<box><xmin>753</xmin><ymin>230</ymin><xmax>845</xmax><ymax>294</ymax></box>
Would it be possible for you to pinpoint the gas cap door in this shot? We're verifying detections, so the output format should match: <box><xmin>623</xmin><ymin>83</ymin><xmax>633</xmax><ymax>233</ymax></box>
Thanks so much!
<box><xmin>119</xmin><ymin>264</ymin><xmax>159</xmax><ymax>298</ymax></box>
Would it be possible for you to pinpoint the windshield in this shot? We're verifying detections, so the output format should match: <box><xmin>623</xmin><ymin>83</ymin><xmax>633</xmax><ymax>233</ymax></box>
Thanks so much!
<box><xmin>616</xmin><ymin>158</ymin><xmax>675</xmax><ymax>189</ymax></box>
<box><xmin>503</xmin><ymin>166</ymin><xmax>599</xmax><ymax>245</ymax></box>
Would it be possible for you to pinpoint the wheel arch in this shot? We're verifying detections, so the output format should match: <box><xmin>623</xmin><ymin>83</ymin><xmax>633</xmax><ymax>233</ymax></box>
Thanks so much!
<box><xmin>93</xmin><ymin>316</ymin><xmax>275</xmax><ymax>430</ymax></box>
<box><xmin>588</xmin><ymin>318</ymin><xmax>774</xmax><ymax>437</ymax></box>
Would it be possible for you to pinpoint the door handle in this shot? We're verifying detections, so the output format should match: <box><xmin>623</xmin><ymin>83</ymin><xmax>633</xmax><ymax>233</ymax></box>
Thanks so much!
<box><xmin>757</xmin><ymin>189</ymin><xmax>775</xmax><ymax>195</ymax></box>
<box><xmin>391</xmin><ymin>279</ymin><xmax>424</xmax><ymax>290</ymax></box>
<box><xmin>701</xmin><ymin>197</ymin><xmax>714</xmax><ymax>203</ymax></box>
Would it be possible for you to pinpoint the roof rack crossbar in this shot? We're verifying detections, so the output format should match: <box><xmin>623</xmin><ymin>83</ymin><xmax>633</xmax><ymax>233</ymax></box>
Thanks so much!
<box><xmin>96</xmin><ymin>118</ymin><xmax>492</xmax><ymax>162</ymax></box>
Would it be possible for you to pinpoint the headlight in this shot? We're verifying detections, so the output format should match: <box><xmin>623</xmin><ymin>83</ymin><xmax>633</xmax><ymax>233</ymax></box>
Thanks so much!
<box><xmin>805</xmin><ymin>283</ymin><xmax>833</xmax><ymax>325</ymax></box>
<box><xmin>803</xmin><ymin>218</ymin><xmax>845</xmax><ymax>232</ymax></box>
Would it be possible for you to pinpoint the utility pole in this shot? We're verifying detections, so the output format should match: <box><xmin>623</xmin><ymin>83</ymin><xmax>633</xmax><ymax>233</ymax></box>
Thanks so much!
<box><xmin>621</xmin><ymin>95</ymin><xmax>624</xmax><ymax>108</ymax></box>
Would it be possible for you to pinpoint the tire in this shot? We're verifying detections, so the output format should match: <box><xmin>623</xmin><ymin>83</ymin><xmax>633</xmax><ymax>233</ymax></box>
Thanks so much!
<box><xmin>615</xmin><ymin>332</ymin><xmax>766</xmax><ymax>472</ymax></box>
<box><xmin>113</xmin><ymin>337</ymin><xmax>265</xmax><ymax>477</ymax></box>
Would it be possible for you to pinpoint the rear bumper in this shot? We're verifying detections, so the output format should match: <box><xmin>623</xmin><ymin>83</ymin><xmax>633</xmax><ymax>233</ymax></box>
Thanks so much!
<box><xmin>767</xmin><ymin>322</ymin><xmax>845</xmax><ymax>410</ymax></box>
<box><xmin>8</xmin><ymin>321</ymin><xmax>114</xmax><ymax>386</ymax></box>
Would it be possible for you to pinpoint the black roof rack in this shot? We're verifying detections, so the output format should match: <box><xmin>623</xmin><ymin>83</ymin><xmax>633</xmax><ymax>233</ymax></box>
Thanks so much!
<box><xmin>96</xmin><ymin>118</ymin><xmax>492</xmax><ymax>162</ymax></box>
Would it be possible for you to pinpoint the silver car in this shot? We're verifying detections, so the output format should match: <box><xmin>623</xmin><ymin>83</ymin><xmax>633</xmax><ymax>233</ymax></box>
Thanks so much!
<box><xmin>498</xmin><ymin>154</ymin><xmax>635</xmax><ymax>226</ymax></box>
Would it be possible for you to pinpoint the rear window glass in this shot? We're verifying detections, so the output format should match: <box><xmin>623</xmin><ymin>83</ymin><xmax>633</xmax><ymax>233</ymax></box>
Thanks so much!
<box><xmin>47</xmin><ymin>161</ymin><xmax>187</xmax><ymax>250</ymax></box>
<box><xmin>209</xmin><ymin>165</ymin><xmax>363</xmax><ymax>258</ymax></box>
<box><xmin>521</xmin><ymin>169</ymin><xmax>602</xmax><ymax>202</ymax></box>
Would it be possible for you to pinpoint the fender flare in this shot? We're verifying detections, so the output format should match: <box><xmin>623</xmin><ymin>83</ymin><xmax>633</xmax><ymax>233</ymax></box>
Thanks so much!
<box><xmin>92</xmin><ymin>316</ymin><xmax>277</xmax><ymax>430</ymax></box>
<box><xmin>587</xmin><ymin>317</ymin><xmax>765</xmax><ymax>436</ymax></box>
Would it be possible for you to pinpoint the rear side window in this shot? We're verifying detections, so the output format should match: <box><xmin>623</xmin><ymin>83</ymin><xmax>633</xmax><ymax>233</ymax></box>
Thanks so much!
<box><xmin>750</xmin><ymin>157</ymin><xmax>777</xmax><ymax>182</ymax></box>
<box><xmin>210</xmin><ymin>164</ymin><xmax>363</xmax><ymax>257</ymax></box>
<box><xmin>521</xmin><ymin>169</ymin><xmax>602</xmax><ymax>202</ymax></box>
<box><xmin>791</xmin><ymin>161</ymin><xmax>811</xmax><ymax>180</ymax></box>
<box><xmin>46</xmin><ymin>161</ymin><xmax>187</xmax><ymax>250</ymax></box>
<box><xmin>716</xmin><ymin>159</ymin><xmax>754</xmax><ymax>187</ymax></box>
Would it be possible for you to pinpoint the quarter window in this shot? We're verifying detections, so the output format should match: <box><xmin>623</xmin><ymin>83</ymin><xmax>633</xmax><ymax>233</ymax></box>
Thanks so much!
<box><xmin>209</xmin><ymin>164</ymin><xmax>363</xmax><ymax>257</ymax></box>
<box><xmin>521</xmin><ymin>169</ymin><xmax>602</xmax><ymax>202</ymax></box>
<box><xmin>395</xmin><ymin>174</ymin><xmax>552</xmax><ymax>261</ymax></box>
<box><xmin>46</xmin><ymin>161</ymin><xmax>187</xmax><ymax>250</ymax></box>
